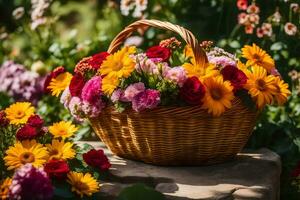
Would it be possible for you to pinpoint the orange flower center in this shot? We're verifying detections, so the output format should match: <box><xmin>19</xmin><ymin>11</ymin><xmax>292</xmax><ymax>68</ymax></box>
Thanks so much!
<box><xmin>59</xmin><ymin>129</ymin><xmax>67</xmax><ymax>135</ymax></box>
<box><xmin>210</xmin><ymin>88</ymin><xmax>223</xmax><ymax>100</ymax></box>
<box><xmin>15</xmin><ymin>111</ymin><xmax>25</xmax><ymax>119</ymax></box>
<box><xmin>256</xmin><ymin>79</ymin><xmax>266</xmax><ymax>91</ymax></box>
<box><xmin>20</xmin><ymin>152</ymin><xmax>35</xmax><ymax>164</ymax></box>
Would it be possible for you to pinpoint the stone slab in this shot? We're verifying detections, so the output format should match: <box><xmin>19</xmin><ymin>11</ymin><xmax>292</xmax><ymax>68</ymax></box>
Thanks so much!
<box><xmin>78</xmin><ymin>141</ymin><xmax>281</xmax><ymax>200</ymax></box>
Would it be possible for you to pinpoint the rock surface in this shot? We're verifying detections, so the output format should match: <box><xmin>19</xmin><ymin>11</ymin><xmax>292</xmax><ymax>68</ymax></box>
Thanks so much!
<box><xmin>79</xmin><ymin>142</ymin><xmax>281</xmax><ymax>200</ymax></box>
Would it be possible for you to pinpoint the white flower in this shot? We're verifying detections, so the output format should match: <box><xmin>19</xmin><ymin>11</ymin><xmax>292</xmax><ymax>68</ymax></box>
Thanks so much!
<box><xmin>12</xmin><ymin>7</ymin><xmax>25</xmax><ymax>20</ymax></box>
<box><xmin>120</xmin><ymin>0</ymin><xmax>135</xmax><ymax>16</ymax></box>
<box><xmin>120</xmin><ymin>0</ymin><xmax>147</xmax><ymax>18</ymax></box>
<box><xmin>284</xmin><ymin>22</ymin><xmax>298</xmax><ymax>36</ymax></box>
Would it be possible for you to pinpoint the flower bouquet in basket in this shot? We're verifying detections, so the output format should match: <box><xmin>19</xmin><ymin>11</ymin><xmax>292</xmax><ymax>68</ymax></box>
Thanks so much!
<box><xmin>45</xmin><ymin>19</ymin><xmax>291</xmax><ymax>166</ymax></box>
<box><xmin>0</xmin><ymin>102</ymin><xmax>111</xmax><ymax>199</ymax></box>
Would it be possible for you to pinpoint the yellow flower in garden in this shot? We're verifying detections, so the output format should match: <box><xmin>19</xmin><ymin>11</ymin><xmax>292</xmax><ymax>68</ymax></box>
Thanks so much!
<box><xmin>183</xmin><ymin>62</ymin><xmax>219</xmax><ymax>81</ymax></box>
<box><xmin>244</xmin><ymin>66</ymin><xmax>277</xmax><ymax>109</ymax></box>
<box><xmin>102</xmin><ymin>75</ymin><xmax>120</xmax><ymax>95</ymax></box>
<box><xmin>202</xmin><ymin>76</ymin><xmax>234</xmax><ymax>117</ymax></box>
<box><xmin>67</xmin><ymin>171</ymin><xmax>100</xmax><ymax>197</ymax></box>
<box><xmin>272</xmin><ymin>76</ymin><xmax>291</xmax><ymax>105</ymax></box>
<box><xmin>48</xmin><ymin>121</ymin><xmax>78</xmax><ymax>139</ymax></box>
<box><xmin>47</xmin><ymin>72</ymin><xmax>72</xmax><ymax>97</ymax></box>
<box><xmin>4</xmin><ymin>102</ymin><xmax>35</xmax><ymax>125</ymax></box>
<box><xmin>0</xmin><ymin>178</ymin><xmax>12</xmax><ymax>200</ymax></box>
<box><xmin>4</xmin><ymin>140</ymin><xmax>48</xmax><ymax>170</ymax></box>
<box><xmin>46</xmin><ymin>139</ymin><xmax>76</xmax><ymax>160</ymax></box>
<box><xmin>242</xmin><ymin>43</ymin><xmax>275</xmax><ymax>72</ymax></box>
<box><xmin>100</xmin><ymin>46</ymin><xmax>136</xmax><ymax>79</ymax></box>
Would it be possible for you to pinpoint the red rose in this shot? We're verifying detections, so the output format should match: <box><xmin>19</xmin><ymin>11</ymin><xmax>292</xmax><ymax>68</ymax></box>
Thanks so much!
<box><xmin>44</xmin><ymin>160</ymin><xmax>70</xmax><ymax>179</ymax></box>
<box><xmin>27</xmin><ymin>115</ymin><xmax>44</xmax><ymax>128</ymax></box>
<box><xmin>16</xmin><ymin>124</ymin><xmax>38</xmax><ymax>140</ymax></box>
<box><xmin>83</xmin><ymin>149</ymin><xmax>111</xmax><ymax>171</ymax></box>
<box><xmin>146</xmin><ymin>45</ymin><xmax>171</xmax><ymax>62</ymax></box>
<box><xmin>44</xmin><ymin>66</ymin><xmax>65</xmax><ymax>93</ymax></box>
<box><xmin>88</xmin><ymin>52</ymin><xmax>109</xmax><ymax>70</ymax></box>
<box><xmin>69</xmin><ymin>73</ymin><xmax>85</xmax><ymax>97</ymax></box>
<box><xmin>221</xmin><ymin>65</ymin><xmax>247</xmax><ymax>91</ymax></box>
<box><xmin>179</xmin><ymin>76</ymin><xmax>206</xmax><ymax>105</ymax></box>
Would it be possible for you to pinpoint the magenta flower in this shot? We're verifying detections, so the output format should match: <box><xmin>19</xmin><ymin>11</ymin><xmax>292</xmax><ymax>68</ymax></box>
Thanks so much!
<box><xmin>132</xmin><ymin>89</ymin><xmax>160</xmax><ymax>112</ymax></box>
<box><xmin>9</xmin><ymin>164</ymin><xmax>53</xmax><ymax>200</ymax></box>
<box><xmin>81</xmin><ymin>76</ymin><xmax>102</xmax><ymax>105</ymax></box>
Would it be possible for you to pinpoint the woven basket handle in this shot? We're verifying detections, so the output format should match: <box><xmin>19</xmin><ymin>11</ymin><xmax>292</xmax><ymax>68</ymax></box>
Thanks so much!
<box><xmin>108</xmin><ymin>19</ymin><xmax>208</xmax><ymax>67</ymax></box>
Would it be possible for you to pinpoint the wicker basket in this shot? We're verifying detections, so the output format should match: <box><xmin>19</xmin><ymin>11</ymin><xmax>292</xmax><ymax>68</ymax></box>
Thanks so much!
<box><xmin>90</xmin><ymin>19</ymin><xmax>258</xmax><ymax>165</ymax></box>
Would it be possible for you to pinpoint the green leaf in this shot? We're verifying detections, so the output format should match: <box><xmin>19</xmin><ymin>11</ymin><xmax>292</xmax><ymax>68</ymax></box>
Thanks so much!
<box><xmin>116</xmin><ymin>184</ymin><xmax>165</xmax><ymax>200</ymax></box>
<box><xmin>54</xmin><ymin>185</ymin><xmax>75</xmax><ymax>199</ymax></box>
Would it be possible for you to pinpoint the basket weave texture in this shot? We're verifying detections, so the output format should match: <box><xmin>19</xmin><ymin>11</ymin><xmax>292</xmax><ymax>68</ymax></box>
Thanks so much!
<box><xmin>90</xmin><ymin>19</ymin><xmax>258</xmax><ymax>165</ymax></box>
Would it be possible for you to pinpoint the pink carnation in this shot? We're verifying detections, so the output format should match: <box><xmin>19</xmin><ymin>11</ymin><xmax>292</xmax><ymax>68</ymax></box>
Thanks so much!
<box><xmin>163</xmin><ymin>66</ymin><xmax>187</xmax><ymax>87</ymax></box>
<box><xmin>81</xmin><ymin>76</ymin><xmax>102</xmax><ymax>105</ymax></box>
<box><xmin>111</xmin><ymin>89</ymin><xmax>126</xmax><ymax>103</ymax></box>
<box><xmin>132</xmin><ymin>89</ymin><xmax>160</xmax><ymax>112</ymax></box>
<box><xmin>124</xmin><ymin>82</ymin><xmax>145</xmax><ymax>102</ymax></box>
<box><xmin>82</xmin><ymin>101</ymin><xmax>104</xmax><ymax>118</ymax></box>
<box><xmin>135</xmin><ymin>54</ymin><xmax>160</xmax><ymax>75</ymax></box>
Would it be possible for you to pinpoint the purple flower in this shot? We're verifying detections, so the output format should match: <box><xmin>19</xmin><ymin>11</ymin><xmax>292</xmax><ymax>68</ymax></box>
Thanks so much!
<box><xmin>124</xmin><ymin>82</ymin><xmax>145</xmax><ymax>102</ymax></box>
<box><xmin>163</xmin><ymin>66</ymin><xmax>187</xmax><ymax>87</ymax></box>
<box><xmin>111</xmin><ymin>89</ymin><xmax>126</xmax><ymax>103</ymax></box>
<box><xmin>9</xmin><ymin>164</ymin><xmax>53</xmax><ymax>200</ymax></box>
<box><xmin>81</xmin><ymin>76</ymin><xmax>102</xmax><ymax>105</ymax></box>
<box><xmin>132</xmin><ymin>89</ymin><xmax>160</xmax><ymax>112</ymax></box>
<box><xmin>0</xmin><ymin>61</ymin><xmax>43</xmax><ymax>104</ymax></box>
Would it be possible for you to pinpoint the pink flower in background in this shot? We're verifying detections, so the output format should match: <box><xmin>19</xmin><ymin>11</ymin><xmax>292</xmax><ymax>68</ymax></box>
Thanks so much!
<box><xmin>124</xmin><ymin>82</ymin><xmax>145</xmax><ymax>101</ymax></box>
<box><xmin>208</xmin><ymin>56</ymin><xmax>237</xmax><ymax>68</ymax></box>
<box><xmin>247</xmin><ymin>3</ymin><xmax>260</xmax><ymax>14</ymax></box>
<box><xmin>256</xmin><ymin>27</ymin><xmax>264</xmax><ymax>38</ymax></box>
<box><xmin>163</xmin><ymin>66</ymin><xmax>187</xmax><ymax>87</ymax></box>
<box><xmin>245</xmin><ymin>24</ymin><xmax>254</xmax><ymax>34</ymax></box>
<box><xmin>132</xmin><ymin>89</ymin><xmax>160</xmax><ymax>112</ymax></box>
<box><xmin>81</xmin><ymin>101</ymin><xmax>104</xmax><ymax>118</ymax></box>
<box><xmin>81</xmin><ymin>76</ymin><xmax>102</xmax><ymax>105</ymax></box>
<box><xmin>238</xmin><ymin>12</ymin><xmax>248</xmax><ymax>25</ymax></box>
<box><xmin>248</xmin><ymin>14</ymin><xmax>259</xmax><ymax>25</ymax></box>
<box><xmin>284</xmin><ymin>22</ymin><xmax>298</xmax><ymax>36</ymax></box>
<box><xmin>237</xmin><ymin>0</ymin><xmax>248</xmax><ymax>10</ymax></box>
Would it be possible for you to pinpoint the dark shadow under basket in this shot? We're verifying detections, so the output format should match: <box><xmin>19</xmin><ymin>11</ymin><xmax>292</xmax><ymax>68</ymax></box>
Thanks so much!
<box><xmin>90</xmin><ymin>98</ymin><xmax>258</xmax><ymax>166</ymax></box>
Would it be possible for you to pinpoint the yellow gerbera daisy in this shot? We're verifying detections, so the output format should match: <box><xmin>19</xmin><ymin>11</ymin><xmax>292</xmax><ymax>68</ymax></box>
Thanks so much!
<box><xmin>102</xmin><ymin>75</ymin><xmax>120</xmax><ymax>95</ymax></box>
<box><xmin>202</xmin><ymin>76</ymin><xmax>234</xmax><ymax>117</ymax></box>
<box><xmin>0</xmin><ymin>178</ymin><xmax>12</xmax><ymax>200</ymax></box>
<box><xmin>67</xmin><ymin>171</ymin><xmax>100</xmax><ymax>197</ymax></box>
<box><xmin>4</xmin><ymin>140</ymin><xmax>48</xmax><ymax>170</ymax></box>
<box><xmin>46</xmin><ymin>139</ymin><xmax>75</xmax><ymax>160</ymax></box>
<box><xmin>47</xmin><ymin>72</ymin><xmax>72</xmax><ymax>97</ymax></box>
<box><xmin>183</xmin><ymin>62</ymin><xmax>219</xmax><ymax>81</ymax></box>
<box><xmin>242</xmin><ymin>43</ymin><xmax>275</xmax><ymax>72</ymax></box>
<box><xmin>100</xmin><ymin>46</ymin><xmax>136</xmax><ymax>79</ymax></box>
<box><xmin>272</xmin><ymin>76</ymin><xmax>291</xmax><ymax>105</ymax></box>
<box><xmin>244</xmin><ymin>66</ymin><xmax>277</xmax><ymax>109</ymax></box>
<box><xmin>48</xmin><ymin>121</ymin><xmax>78</xmax><ymax>139</ymax></box>
<box><xmin>4</xmin><ymin>102</ymin><xmax>35</xmax><ymax>125</ymax></box>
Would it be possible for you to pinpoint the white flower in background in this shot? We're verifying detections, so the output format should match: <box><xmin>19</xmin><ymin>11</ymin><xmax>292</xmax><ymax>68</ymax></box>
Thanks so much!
<box><xmin>290</xmin><ymin>3</ymin><xmax>299</xmax><ymax>12</ymax></box>
<box><xmin>133</xmin><ymin>0</ymin><xmax>148</xmax><ymax>18</ymax></box>
<box><xmin>12</xmin><ymin>7</ymin><xmax>25</xmax><ymax>20</ymax></box>
<box><xmin>30</xmin><ymin>0</ymin><xmax>52</xmax><ymax>30</ymax></box>
<box><xmin>120</xmin><ymin>0</ymin><xmax>147</xmax><ymax>18</ymax></box>
<box><xmin>124</xmin><ymin>36</ymin><xmax>144</xmax><ymax>46</ymax></box>
<box><xmin>271</xmin><ymin>11</ymin><xmax>282</xmax><ymax>23</ymax></box>
<box><xmin>284</xmin><ymin>22</ymin><xmax>298</xmax><ymax>36</ymax></box>
<box><xmin>31</xmin><ymin>60</ymin><xmax>46</xmax><ymax>74</ymax></box>
<box><xmin>120</xmin><ymin>0</ymin><xmax>135</xmax><ymax>16</ymax></box>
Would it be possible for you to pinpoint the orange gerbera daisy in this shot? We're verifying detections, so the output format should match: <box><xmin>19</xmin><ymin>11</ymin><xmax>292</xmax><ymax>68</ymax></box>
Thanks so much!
<box><xmin>272</xmin><ymin>76</ymin><xmax>291</xmax><ymax>105</ymax></box>
<box><xmin>242</xmin><ymin>43</ymin><xmax>275</xmax><ymax>72</ymax></box>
